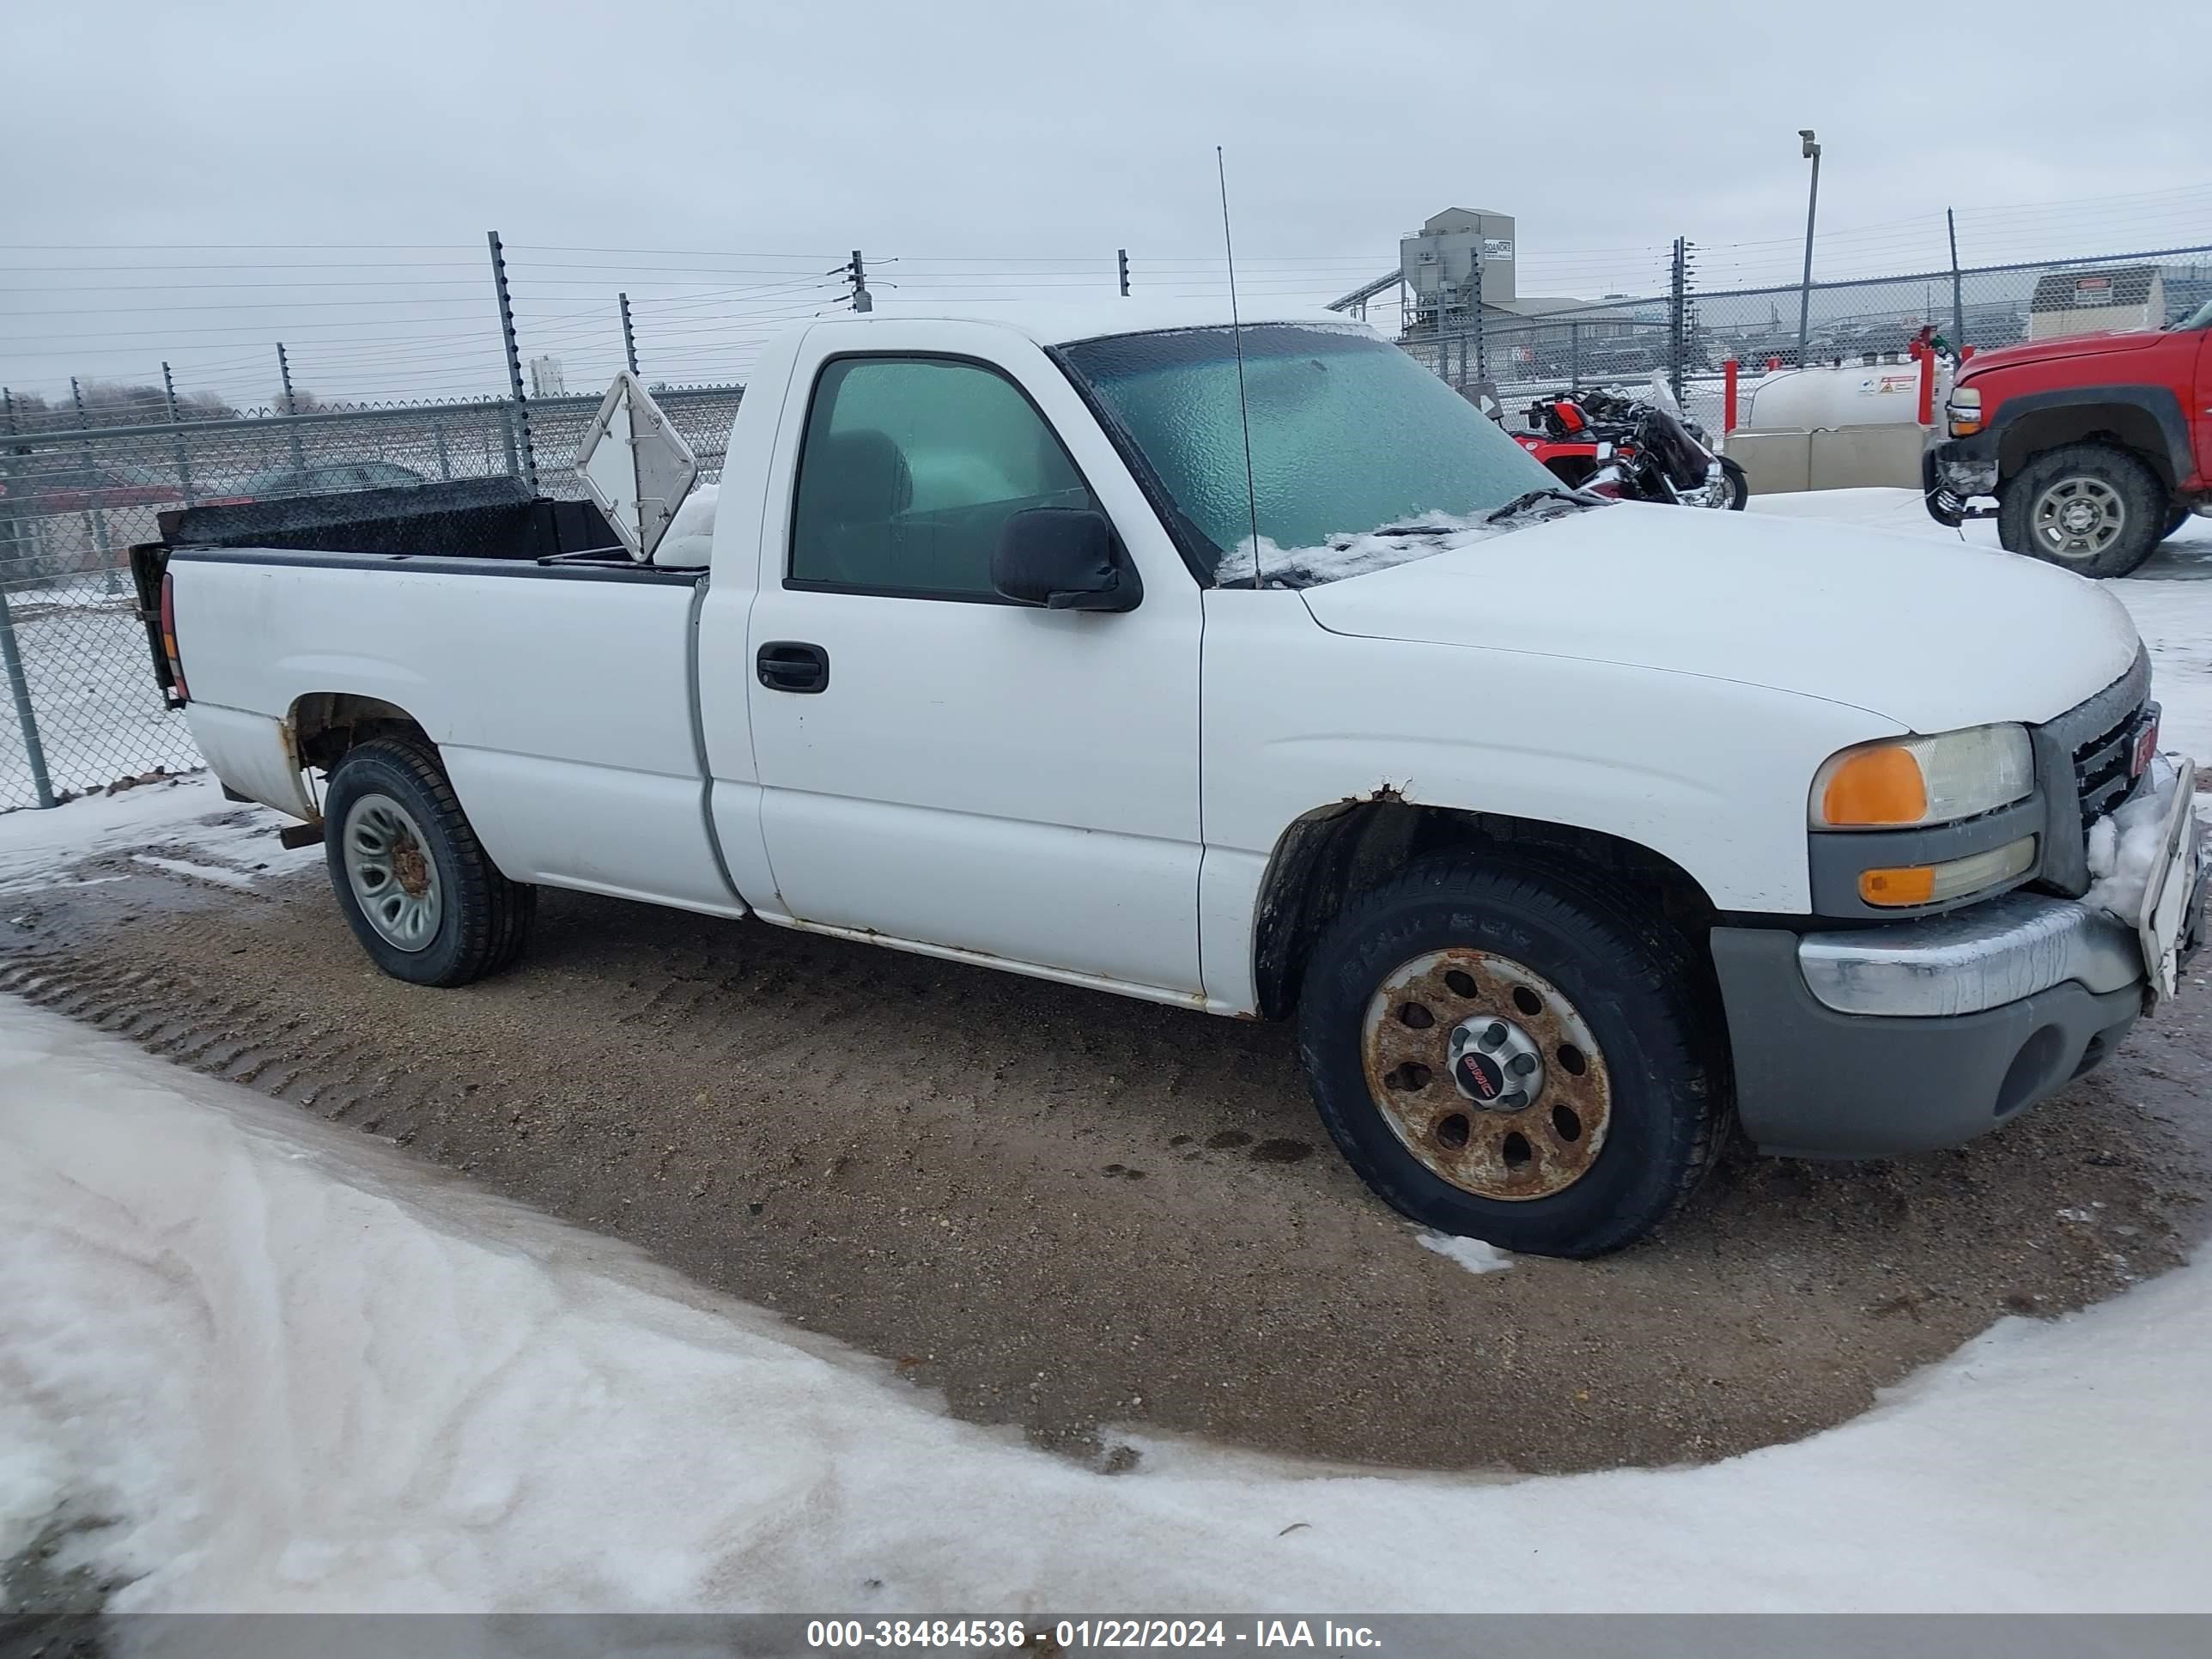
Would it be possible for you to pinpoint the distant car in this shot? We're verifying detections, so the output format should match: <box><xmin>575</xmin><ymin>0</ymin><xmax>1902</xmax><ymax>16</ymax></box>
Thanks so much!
<box><xmin>0</xmin><ymin>459</ymin><xmax>186</xmax><ymax>515</ymax></box>
<box><xmin>236</xmin><ymin>462</ymin><xmax>428</xmax><ymax>500</ymax></box>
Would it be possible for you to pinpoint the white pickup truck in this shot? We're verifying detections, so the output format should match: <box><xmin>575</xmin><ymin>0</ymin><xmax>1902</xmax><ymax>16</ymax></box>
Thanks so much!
<box><xmin>132</xmin><ymin>301</ymin><xmax>2204</xmax><ymax>1257</ymax></box>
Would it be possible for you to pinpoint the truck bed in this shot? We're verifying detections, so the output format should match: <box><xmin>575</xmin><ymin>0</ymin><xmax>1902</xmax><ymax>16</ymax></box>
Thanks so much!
<box><xmin>153</xmin><ymin>476</ymin><xmax>654</xmax><ymax>571</ymax></box>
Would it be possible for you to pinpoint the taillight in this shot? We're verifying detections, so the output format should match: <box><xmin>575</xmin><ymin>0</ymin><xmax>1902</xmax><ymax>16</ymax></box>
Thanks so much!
<box><xmin>160</xmin><ymin>572</ymin><xmax>190</xmax><ymax>702</ymax></box>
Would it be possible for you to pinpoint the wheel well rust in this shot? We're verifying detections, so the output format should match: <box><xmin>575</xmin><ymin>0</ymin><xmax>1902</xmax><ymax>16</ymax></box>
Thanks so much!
<box><xmin>1252</xmin><ymin>798</ymin><xmax>1718</xmax><ymax>1020</ymax></box>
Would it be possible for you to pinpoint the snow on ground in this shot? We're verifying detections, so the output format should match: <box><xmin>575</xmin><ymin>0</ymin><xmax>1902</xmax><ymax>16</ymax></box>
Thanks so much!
<box><xmin>1416</xmin><ymin>1232</ymin><xmax>1515</xmax><ymax>1276</ymax></box>
<box><xmin>3</xmin><ymin>994</ymin><xmax>2209</xmax><ymax>1614</ymax></box>
<box><xmin>1748</xmin><ymin>489</ymin><xmax>2212</xmax><ymax>767</ymax></box>
<box><xmin>0</xmin><ymin>771</ymin><xmax>316</xmax><ymax>898</ymax></box>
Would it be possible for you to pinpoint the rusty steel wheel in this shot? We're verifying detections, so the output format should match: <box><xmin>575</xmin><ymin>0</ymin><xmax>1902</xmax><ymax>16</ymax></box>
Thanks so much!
<box><xmin>1297</xmin><ymin>859</ymin><xmax>1724</xmax><ymax>1258</ymax></box>
<box><xmin>1360</xmin><ymin>948</ymin><xmax>1610</xmax><ymax>1201</ymax></box>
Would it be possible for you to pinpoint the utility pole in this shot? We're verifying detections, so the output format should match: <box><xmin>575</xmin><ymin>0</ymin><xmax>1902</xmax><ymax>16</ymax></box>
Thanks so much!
<box><xmin>162</xmin><ymin>362</ymin><xmax>196</xmax><ymax>505</ymax></box>
<box><xmin>1468</xmin><ymin>234</ymin><xmax>1485</xmax><ymax>386</ymax></box>
<box><xmin>486</xmin><ymin>230</ymin><xmax>537</xmax><ymax>492</ymax></box>
<box><xmin>1796</xmin><ymin>129</ymin><xmax>1822</xmax><ymax>367</ymax></box>
<box><xmin>1947</xmin><ymin>207</ymin><xmax>1966</xmax><ymax>354</ymax></box>
<box><xmin>275</xmin><ymin>342</ymin><xmax>307</xmax><ymax>470</ymax></box>
<box><xmin>1117</xmin><ymin>248</ymin><xmax>1130</xmax><ymax>297</ymax></box>
<box><xmin>618</xmin><ymin>291</ymin><xmax>641</xmax><ymax>376</ymax></box>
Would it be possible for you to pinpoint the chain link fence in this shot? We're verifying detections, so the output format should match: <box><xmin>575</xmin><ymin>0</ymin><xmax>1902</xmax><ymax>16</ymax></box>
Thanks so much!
<box><xmin>1400</xmin><ymin>243</ymin><xmax>2212</xmax><ymax>441</ymax></box>
<box><xmin>0</xmin><ymin>386</ymin><xmax>742</xmax><ymax>811</ymax></box>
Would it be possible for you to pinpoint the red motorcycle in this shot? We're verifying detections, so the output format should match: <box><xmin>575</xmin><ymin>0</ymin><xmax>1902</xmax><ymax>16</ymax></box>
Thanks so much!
<box><xmin>1510</xmin><ymin>382</ymin><xmax>1747</xmax><ymax>510</ymax></box>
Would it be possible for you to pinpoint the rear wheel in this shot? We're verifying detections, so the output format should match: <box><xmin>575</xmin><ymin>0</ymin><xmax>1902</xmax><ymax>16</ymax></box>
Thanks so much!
<box><xmin>1998</xmin><ymin>443</ymin><xmax>2165</xmax><ymax>579</ymax></box>
<box><xmin>1296</xmin><ymin>860</ymin><xmax>1725</xmax><ymax>1258</ymax></box>
<box><xmin>323</xmin><ymin>737</ymin><xmax>534</xmax><ymax>987</ymax></box>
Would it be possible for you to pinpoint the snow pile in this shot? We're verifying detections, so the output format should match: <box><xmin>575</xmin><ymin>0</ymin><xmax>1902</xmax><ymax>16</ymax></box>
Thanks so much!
<box><xmin>2083</xmin><ymin>753</ymin><xmax>2184</xmax><ymax>923</ymax></box>
<box><xmin>653</xmin><ymin>482</ymin><xmax>718</xmax><ymax>568</ymax></box>
<box><xmin>5</xmin><ymin>994</ymin><xmax>2212</xmax><ymax>1613</ymax></box>
<box><xmin>1417</xmin><ymin>1231</ymin><xmax>1515</xmax><ymax>1275</ymax></box>
<box><xmin>0</xmin><ymin>773</ymin><xmax>316</xmax><ymax>898</ymax></box>
<box><xmin>1243</xmin><ymin>509</ymin><xmax>1529</xmax><ymax>589</ymax></box>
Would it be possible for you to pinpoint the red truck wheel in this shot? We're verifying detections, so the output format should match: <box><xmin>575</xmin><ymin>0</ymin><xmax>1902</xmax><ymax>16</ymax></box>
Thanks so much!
<box><xmin>1998</xmin><ymin>444</ymin><xmax>2166</xmax><ymax>579</ymax></box>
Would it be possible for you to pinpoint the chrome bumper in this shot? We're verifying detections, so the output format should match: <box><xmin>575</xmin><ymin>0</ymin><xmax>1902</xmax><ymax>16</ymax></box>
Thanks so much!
<box><xmin>1799</xmin><ymin>890</ymin><xmax>2148</xmax><ymax>1018</ymax></box>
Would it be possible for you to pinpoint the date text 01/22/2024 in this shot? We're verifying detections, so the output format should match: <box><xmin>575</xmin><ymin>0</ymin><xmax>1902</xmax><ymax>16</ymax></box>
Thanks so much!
<box><xmin>805</xmin><ymin>1620</ymin><xmax>1384</xmax><ymax>1650</ymax></box>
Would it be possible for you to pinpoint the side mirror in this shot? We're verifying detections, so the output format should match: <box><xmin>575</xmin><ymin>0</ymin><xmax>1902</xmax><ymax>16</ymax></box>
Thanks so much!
<box><xmin>992</xmin><ymin>507</ymin><xmax>1139</xmax><ymax>611</ymax></box>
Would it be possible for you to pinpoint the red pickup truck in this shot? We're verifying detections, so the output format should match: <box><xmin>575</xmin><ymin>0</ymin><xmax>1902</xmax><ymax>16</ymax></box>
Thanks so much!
<box><xmin>1926</xmin><ymin>295</ymin><xmax>2211</xmax><ymax>577</ymax></box>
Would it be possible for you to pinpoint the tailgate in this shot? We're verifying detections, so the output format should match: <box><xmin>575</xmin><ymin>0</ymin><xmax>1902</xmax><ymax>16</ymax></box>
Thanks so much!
<box><xmin>127</xmin><ymin>539</ymin><xmax>181</xmax><ymax>706</ymax></box>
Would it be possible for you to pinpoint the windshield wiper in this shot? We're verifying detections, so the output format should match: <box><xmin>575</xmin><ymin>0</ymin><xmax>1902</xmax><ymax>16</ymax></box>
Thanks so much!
<box><xmin>1483</xmin><ymin>487</ymin><xmax>1596</xmax><ymax>525</ymax></box>
<box><xmin>1356</xmin><ymin>522</ymin><xmax>1461</xmax><ymax>539</ymax></box>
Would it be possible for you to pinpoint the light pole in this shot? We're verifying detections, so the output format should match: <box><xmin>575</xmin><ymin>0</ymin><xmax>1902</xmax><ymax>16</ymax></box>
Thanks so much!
<box><xmin>1796</xmin><ymin>128</ymin><xmax>1822</xmax><ymax>367</ymax></box>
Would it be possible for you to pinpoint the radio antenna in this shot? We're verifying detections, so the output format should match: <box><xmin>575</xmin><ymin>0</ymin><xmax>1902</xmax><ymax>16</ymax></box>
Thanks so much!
<box><xmin>1216</xmin><ymin>146</ymin><xmax>1262</xmax><ymax>590</ymax></box>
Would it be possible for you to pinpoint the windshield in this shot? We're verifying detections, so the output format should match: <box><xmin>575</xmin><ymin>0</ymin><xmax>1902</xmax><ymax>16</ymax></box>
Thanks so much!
<box><xmin>1059</xmin><ymin>323</ymin><xmax>1569</xmax><ymax>586</ymax></box>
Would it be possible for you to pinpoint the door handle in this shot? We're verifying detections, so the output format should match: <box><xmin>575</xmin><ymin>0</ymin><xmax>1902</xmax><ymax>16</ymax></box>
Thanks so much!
<box><xmin>757</xmin><ymin>640</ymin><xmax>829</xmax><ymax>694</ymax></box>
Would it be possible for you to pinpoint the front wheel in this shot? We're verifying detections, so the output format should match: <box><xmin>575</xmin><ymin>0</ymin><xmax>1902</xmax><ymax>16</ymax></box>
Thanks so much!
<box><xmin>1711</xmin><ymin>456</ymin><xmax>1748</xmax><ymax>510</ymax></box>
<box><xmin>1997</xmin><ymin>443</ymin><xmax>2165</xmax><ymax>579</ymax></box>
<box><xmin>323</xmin><ymin>737</ymin><xmax>534</xmax><ymax>987</ymax></box>
<box><xmin>1296</xmin><ymin>860</ymin><xmax>1725</xmax><ymax>1258</ymax></box>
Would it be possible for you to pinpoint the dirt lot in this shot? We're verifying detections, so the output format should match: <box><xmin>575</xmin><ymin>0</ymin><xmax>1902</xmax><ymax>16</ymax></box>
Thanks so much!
<box><xmin>6</xmin><ymin>806</ymin><xmax>2210</xmax><ymax>1477</ymax></box>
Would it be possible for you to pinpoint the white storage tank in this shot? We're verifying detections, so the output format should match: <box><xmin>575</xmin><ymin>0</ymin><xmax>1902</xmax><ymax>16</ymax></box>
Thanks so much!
<box><xmin>1737</xmin><ymin>359</ymin><xmax>1943</xmax><ymax>432</ymax></box>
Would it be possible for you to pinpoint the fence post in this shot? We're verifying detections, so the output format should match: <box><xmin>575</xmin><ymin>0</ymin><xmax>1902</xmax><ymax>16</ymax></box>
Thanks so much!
<box><xmin>0</xmin><ymin>389</ymin><xmax>53</xmax><ymax>808</ymax></box>
<box><xmin>1117</xmin><ymin>249</ymin><xmax>1130</xmax><ymax>297</ymax></box>
<box><xmin>276</xmin><ymin>343</ymin><xmax>308</xmax><ymax>471</ymax></box>
<box><xmin>70</xmin><ymin>377</ymin><xmax>118</xmax><ymax>595</ymax></box>
<box><xmin>618</xmin><ymin>291</ymin><xmax>641</xmax><ymax>376</ymax></box>
<box><xmin>433</xmin><ymin>418</ymin><xmax>453</xmax><ymax>480</ymax></box>
<box><xmin>487</xmin><ymin>231</ymin><xmax>538</xmax><ymax>493</ymax></box>
<box><xmin>1947</xmin><ymin>207</ymin><xmax>1966</xmax><ymax>352</ymax></box>
<box><xmin>1468</xmin><ymin>244</ymin><xmax>1486</xmax><ymax>385</ymax></box>
<box><xmin>1668</xmin><ymin>238</ymin><xmax>1690</xmax><ymax>401</ymax></box>
<box><xmin>1570</xmin><ymin>320</ymin><xmax>1581</xmax><ymax>390</ymax></box>
<box><xmin>161</xmin><ymin>362</ymin><xmax>198</xmax><ymax>507</ymax></box>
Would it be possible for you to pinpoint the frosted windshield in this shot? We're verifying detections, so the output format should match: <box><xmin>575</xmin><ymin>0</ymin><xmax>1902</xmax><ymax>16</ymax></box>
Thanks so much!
<box><xmin>1060</xmin><ymin>324</ymin><xmax>1559</xmax><ymax>584</ymax></box>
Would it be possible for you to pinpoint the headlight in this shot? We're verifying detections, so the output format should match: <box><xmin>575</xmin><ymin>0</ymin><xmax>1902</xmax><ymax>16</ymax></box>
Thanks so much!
<box><xmin>1947</xmin><ymin>385</ymin><xmax>1984</xmax><ymax>437</ymax></box>
<box><xmin>1811</xmin><ymin>724</ymin><xmax>2033</xmax><ymax>829</ymax></box>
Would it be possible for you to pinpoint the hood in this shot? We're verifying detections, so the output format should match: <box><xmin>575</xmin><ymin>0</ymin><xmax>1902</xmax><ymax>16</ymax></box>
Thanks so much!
<box><xmin>1297</xmin><ymin>502</ymin><xmax>2142</xmax><ymax>732</ymax></box>
<box><xmin>1960</xmin><ymin>327</ymin><xmax>2169</xmax><ymax>380</ymax></box>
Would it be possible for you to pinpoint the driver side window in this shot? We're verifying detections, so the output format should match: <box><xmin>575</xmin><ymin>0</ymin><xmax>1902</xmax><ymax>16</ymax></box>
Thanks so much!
<box><xmin>788</xmin><ymin>356</ymin><xmax>1095</xmax><ymax>599</ymax></box>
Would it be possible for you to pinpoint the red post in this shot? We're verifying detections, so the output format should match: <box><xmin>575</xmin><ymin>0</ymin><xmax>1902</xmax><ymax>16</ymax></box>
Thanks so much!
<box><xmin>1960</xmin><ymin>343</ymin><xmax>1976</xmax><ymax>361</ymax></box>
<box><xmin>1723</xmin><ymin>359</ymin><xmax>1740</xmax><ymax>434</ymax></box>
<box><xmin>1915</xmin><ymin>343</ymin><xmax>1935</xmax><ymax>426</ymax></box>
<box><xmin>1766</xmin><ymin>356</ymin><xmax>1782</xmax><ymax>373</ymax></box>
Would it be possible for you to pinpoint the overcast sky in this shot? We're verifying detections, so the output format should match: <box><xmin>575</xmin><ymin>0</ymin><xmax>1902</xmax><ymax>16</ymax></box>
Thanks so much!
<box><xmin>3</xmin><ymin>0</ymin><xmax>2204</xmax><ymax>405</ymax></box>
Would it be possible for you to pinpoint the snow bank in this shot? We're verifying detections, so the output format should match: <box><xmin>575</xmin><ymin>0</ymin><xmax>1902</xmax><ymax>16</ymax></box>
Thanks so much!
<box><xmin>4</xmin><ymin>996</ymin><xmax>2212</xmax><ymax>1613</ymax></box>
<box><xmin>1417</xmin><ymin>1232</ymin><xmax>1515</xmax><ymax>1275</ymax></box>
<box><xmin>653</xmin><ymin>482</ymin><xmax>717</xmax><ymax>568</ymax></box>
<box><xmin>0</xmin><ymin>772</ymin><xmax>316</xmax><ymax>898</ymax></box>
<box><xmin>1243</xmin><ymin>509</ymin><xmax>1530</xmax><ymax>589</ymax></box>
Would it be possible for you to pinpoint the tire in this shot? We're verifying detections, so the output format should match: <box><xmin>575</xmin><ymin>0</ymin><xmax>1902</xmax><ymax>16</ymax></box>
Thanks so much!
<box><xmin>322</xmin><ymin>737</ymin><xmax>534</xmax><ymax>988</ymax></box>
<box><xmin>1997</xmin><ymin>444</ymin><xmax>2166</xmax><ymax>579</ymax></box>
<box><xmin>1296</xmin><ymin>858</ymin><xmax>1724</xmax><ymax>1259</ymax></box>
<box><xmin>2163</xmin><ymin>504</ymin><xmax>2192</xmax><ymax>543</ymax></box>
<box><xmin>1716</xmin><ymin>455</ymin><xmax>1749</xmax><ymax>510</ymax></box>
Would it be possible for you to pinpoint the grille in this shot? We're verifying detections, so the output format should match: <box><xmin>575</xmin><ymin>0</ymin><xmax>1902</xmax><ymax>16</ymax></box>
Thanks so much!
<box><xmin>2072</xmin><ymin>697</ymin><xmax>2151</xmax><ymax>831</ymax></box>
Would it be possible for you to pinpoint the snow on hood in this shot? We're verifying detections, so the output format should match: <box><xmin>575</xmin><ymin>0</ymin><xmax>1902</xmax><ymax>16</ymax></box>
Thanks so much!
<box><xmin>1297</xmin><ymin>500</ymin><xmax>2143</xmax><ymax>732</ymax></box>
<box><xmin>1239</xmin><ymin>507</ymin><xmax>1557</xmax><ymax>589</ymax></box>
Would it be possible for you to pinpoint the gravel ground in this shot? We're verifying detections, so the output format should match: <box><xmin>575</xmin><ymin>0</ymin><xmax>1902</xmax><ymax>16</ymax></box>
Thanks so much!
<box><xmin>4</xmin><ymin>823</ymin><xmax>2209</xmax><ymax>1478</ymax></box>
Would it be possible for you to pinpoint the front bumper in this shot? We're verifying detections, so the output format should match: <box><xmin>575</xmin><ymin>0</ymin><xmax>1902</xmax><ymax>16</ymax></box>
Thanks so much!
<box><xmin>1711</xmin><ymin>836</ymin><xmax>2204</xmax><ymax>1158</ymax></box>
<box><xmin>1923</xmin><ymin>432</ymin><xmax>2000</xmax><ymax>526</ymax></box>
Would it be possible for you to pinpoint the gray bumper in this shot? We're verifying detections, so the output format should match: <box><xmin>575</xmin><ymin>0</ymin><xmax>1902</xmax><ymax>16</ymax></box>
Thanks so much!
<box><xmin>1712</xmin><ymin>927</ymin><xmax>2147</xmax><ymax>1158</ymax></box>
